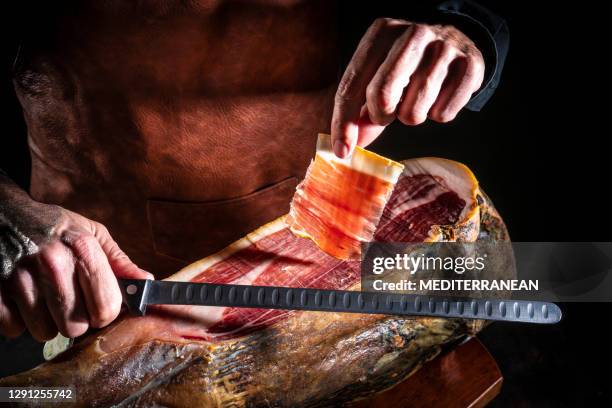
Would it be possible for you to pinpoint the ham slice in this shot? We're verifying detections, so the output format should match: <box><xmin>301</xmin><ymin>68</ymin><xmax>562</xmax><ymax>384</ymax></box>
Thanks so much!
<box><xmin>287</xmin><ymin>133</ymin><xmax>403</xmax><ymax>259</ymax></box>
<box><xmin>0</xmin><ymin>154</ymin><xmax>509</xmax><ymax>407</ymax></box>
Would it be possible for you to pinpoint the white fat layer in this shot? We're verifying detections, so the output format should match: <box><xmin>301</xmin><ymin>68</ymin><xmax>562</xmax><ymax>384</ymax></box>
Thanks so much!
<box><xmin>316</xmin><ymin>133</ymin><xmax>404</xmax><ymax>183</ymax></box>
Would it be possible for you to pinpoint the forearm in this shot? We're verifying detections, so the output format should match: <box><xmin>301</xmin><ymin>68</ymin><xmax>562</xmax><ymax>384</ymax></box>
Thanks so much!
<box><xmin>0</xmin><ymin>171</ymin><xmax>58</xmax><ymax>279</ymax></box>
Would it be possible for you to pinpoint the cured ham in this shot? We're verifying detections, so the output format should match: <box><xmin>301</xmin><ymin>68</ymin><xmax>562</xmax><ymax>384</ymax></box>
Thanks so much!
<box><xmin>375</xmin><ymin>158</ymin><xmax>480</xmax><ymax>243</ymax></box>
<box><xmin>0</xmin><ymin>153</ymin><xmax>509</xmax><ymax>407</ymax></box>
<box><xmin>287</xmin><ymin>134</ymin><xmax>404</xmax><ymax>259</ymax></box>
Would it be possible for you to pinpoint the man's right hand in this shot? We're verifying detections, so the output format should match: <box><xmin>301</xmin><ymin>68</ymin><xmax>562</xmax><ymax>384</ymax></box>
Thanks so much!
<box><xmin>0</xmin><ymin>199</ymin><xmax>152</xmax><ymax>341</ymax></box>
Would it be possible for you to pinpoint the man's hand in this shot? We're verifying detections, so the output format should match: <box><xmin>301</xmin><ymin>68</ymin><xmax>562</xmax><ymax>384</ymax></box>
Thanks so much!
<box><xmin>332</xmin><ymin>18</ymin><xmax>485</xmax><ymax>158</ymax></box>
<box><xmin>0</xmin><ymin>201</ymin><xmax>152</xmax><ymax>341</ymax></box>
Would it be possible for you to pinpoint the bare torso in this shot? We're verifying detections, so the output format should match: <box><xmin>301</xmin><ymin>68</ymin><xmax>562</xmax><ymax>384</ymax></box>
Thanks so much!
<box><xmin>14</xmin><ymin>0</ymin><xmax>339</xmax><ymax>276</ymax></box>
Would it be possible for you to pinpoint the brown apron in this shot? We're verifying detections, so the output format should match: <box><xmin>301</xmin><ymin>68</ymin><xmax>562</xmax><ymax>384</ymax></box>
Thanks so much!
<box><xmin>14</xmin><ymin>0</ymin><xmax>339</xmax><ymax>278</ymax></box>
<box><xmin>144</xmin><ymin>176</ymin><xmax>299</xmax><ymax>274</ymax></box>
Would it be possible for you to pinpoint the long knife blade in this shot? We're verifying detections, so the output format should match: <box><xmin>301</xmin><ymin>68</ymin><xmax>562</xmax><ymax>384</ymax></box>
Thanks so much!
<box><xmin>118</xmin><ymin>279</ymin><xmax>562</xmax><ymax>324</ymax></box>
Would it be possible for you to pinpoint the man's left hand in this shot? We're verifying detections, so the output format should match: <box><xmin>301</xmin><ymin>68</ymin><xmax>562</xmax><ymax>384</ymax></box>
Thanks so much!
<box><xmin>331</xmin><ymin>18</ymin><xmax>485</xmax><ymax>158</ymax></box>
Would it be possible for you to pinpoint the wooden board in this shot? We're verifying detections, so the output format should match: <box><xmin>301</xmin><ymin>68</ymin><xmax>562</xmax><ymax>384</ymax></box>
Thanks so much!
<box><xmin>350</xmin><ymin>338</ymin><xmax>502</xmax><ymax>408</ymax></box>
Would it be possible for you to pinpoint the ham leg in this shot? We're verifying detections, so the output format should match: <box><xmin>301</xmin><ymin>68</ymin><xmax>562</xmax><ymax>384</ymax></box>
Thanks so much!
<box><xmin>0</xmin><ymin>158</ymin><xmax>509</xmax><ymax>408</ymax></box>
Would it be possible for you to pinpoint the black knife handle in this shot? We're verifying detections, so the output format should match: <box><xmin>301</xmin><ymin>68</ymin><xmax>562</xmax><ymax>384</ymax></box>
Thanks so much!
<box><xmin>119</xmin><ymin>279</ymin><xmax>562</xmax><ymax>324</ymax></box>
<box><xmin>119</xmin><ymin>279</ymin><xmax>151</xmax><ymax>316</ymax></box>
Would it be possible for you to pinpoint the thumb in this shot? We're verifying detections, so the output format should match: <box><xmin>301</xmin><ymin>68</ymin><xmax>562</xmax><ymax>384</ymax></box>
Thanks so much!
<box><xmin>331</xmin><ymin>105</ymin><xmax>386</xmax><ymax>158</ymax></box>
<box><xmin>94</xmin><ymin>225</ymin><xmax>154</xmax><ymax>280</ymax></box>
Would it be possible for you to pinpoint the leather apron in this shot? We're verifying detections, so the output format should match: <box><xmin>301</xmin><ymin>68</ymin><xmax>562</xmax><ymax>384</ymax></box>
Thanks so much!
<box><xmin>13</xmin><ymin>1</ymin><xmax>339</xmax><ymax>278</ymax></box>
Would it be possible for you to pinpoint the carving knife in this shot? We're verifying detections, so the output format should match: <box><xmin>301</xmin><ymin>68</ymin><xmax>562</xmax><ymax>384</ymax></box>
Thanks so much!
<box><xmin>118</xmin><ymin>279</ymin><xmax>562</xmax><ymax>324</ymax></box>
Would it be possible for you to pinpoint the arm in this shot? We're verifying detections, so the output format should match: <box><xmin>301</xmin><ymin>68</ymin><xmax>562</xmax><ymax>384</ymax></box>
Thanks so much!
<box><xmin>1</xmin><ymin>9</ymin><xmax>153</xmax><ymax>340</ymax></box>
<box><xmin>332</xmin><ymin>0</ymin><xmax>509</xmax><ymax>157</ymax></box>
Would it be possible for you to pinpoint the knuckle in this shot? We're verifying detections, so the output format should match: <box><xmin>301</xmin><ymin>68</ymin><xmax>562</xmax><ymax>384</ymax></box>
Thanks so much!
<box><xmin>459</xmin><ymin>65</ymin><xmax>483</xmax><ymax>94</ymax></box>
<box><xmin>431</xmin><ymin>109</ymin><xmax>456</xmax><ymax>123</ymax></box>
<box><xmin>431</xmin><ymin>43</ymin><xmax>455</xmax><ymax>68</ymax></box>
<box><xmin>336</xmin><ymin>70</ymin><xmax>358</xmax><ymax>102</ymax></box>
<box><xmin>372</xmin><ymin>17</ymin><xmax>386</xmax><ymax>28</ymax></box>
<box><xmin>399</xmin><ymin>109</ymin><xmax>426</xmax><ymax>126</ymax></box>
<box><xmin>365</xmin><ymin>81</ymin><xmax>377</xmax><ymax>104</ymax></box>
<box><xmin>89</xmin><ymin>309</ymin><xmax>110</xmax><ymax>328</ymax></box>
<box><xmin>411</xmin><ymin>24</ymin><xmax>432</xmax><ymax>41</ymax></box>
<box><xmin>9</xmin><ymin>270</ymin><xmax>27</xmax><ymax>291</ymax></box>
<box><xmin>89</xmin><ymin>301</ymin><xmax>120</xmax><ymax>328</ymax></box>
<box><xmin>91</xmin><ymin>222</ymin><xmax>112</xmax><ymax>244</ymax></box>
<box><xmin>468</xmin><ymin>44</ymin><xmax>484</xmax><ymax>61</ymax></box>
<box><xmin>335</xmin><ymin>90</ymin><xmax>355</xmax><ymax>107</ymax></box>
<box><xmin>466</xmin><ymin>56</ymin><xmax>485</xmax><ymax>80</ymax></box>
<box><xmin>38</xmin><ymin>244</ymin><xmax>70</xmax><ymax>278</ymax></box>
<box><xmin>440</xmin><ymin>43</ymin><xmax>456</xmax><ymax>60</ymax></box>
<box><xmin>105</xmin><ymin>239</ymin><xmax>126</xmax><ymax>262</ymax></box>
<box><xmin>71</xmin><ymin>234</ymin><xmax>96</xmax><ymax>256</ymax></box>
<box><xmin>60</xmin><ymin>321</ymin><xmax>88</xmax><ymax>338</ymax></box>
<box><xmin>9</xmin><ymin>271</ymin><xmax>36</xmax><ymax>305</ymax></box>
<box><xmin>70</xmin><ymin>235</ymin><xmax>100</xmax><ymax>269</ymax></box>
<box><xmin>367</xmin><ymin>82</ymin><xmax>394</xmax><ymax>114</ymax></box>
<box><xmin>475</xmin><ymin>58</ymin><xmax>485</xmax><ymax>76</ymax></box>
<box><xmin>94</xmin><ymin>222</ymin><xmax>109</xmax><ymax>236</ymax></box>
<box><xmin>371</xmin><ymin>17</ymin><xmax>392</xmax><ymax>31</ymax></box>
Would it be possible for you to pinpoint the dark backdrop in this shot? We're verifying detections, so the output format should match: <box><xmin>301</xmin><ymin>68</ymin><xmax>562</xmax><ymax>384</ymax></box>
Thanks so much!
<box><xmin>1</xmin><ymin>1</ymin><xmax>609</xmax><ymax>406</ymax></box>
<box><xmin>374</xmin><ymin>2</ymin><xmax>611</xmax><ymax>406</ymax></box>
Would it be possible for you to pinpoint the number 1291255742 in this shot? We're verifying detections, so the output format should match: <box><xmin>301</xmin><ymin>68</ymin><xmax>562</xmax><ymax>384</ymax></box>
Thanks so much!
<box><xmin>0</xmin><ymin>387</ymin><xmax>74</xmax><ymax>402</ymax></box>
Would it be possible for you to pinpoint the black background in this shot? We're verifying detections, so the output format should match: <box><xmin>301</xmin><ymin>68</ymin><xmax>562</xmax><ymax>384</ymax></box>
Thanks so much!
<box><xmin>1</xmin><ymin>1</ymin><xmax>609</xmax><ymax>406</ymax></box>
<box><xmin>376</xmin><ymin>2</ymin><xmax>611</xmax><ymax>406</ymax></box>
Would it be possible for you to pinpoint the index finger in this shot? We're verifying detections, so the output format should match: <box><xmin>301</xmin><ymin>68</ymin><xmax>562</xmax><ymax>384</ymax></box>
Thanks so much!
<box><xmin>331</xmin><ymin>18</ymin><xmax>407</xmax><ymax>158</ymax></box>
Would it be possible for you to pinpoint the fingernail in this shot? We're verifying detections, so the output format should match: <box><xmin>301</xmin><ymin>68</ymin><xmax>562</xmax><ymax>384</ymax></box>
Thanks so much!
<box><xmin>333</xmin><ymin>140</ymin><xmax>349</xmax><ymax>158</ymax></box>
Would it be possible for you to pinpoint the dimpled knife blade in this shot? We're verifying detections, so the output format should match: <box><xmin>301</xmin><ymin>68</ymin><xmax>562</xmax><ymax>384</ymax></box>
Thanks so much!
<box><xmin>118</xmin><ymin>279</ymin><xmax>562</xmax><ymax>324</ymax></box>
